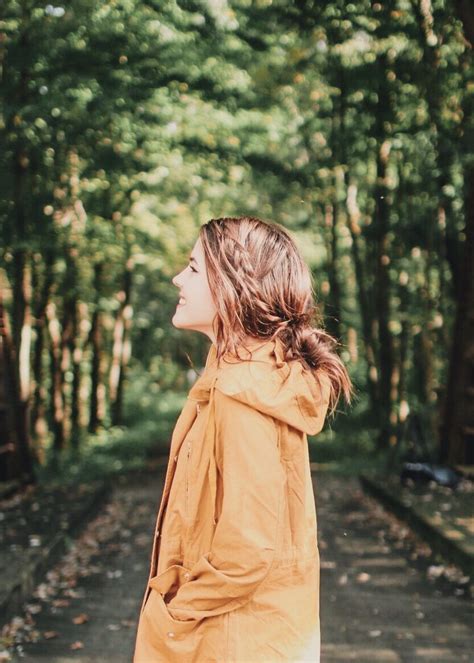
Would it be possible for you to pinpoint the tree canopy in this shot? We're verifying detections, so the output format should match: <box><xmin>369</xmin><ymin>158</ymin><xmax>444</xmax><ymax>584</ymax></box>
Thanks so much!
<box><xmin>1</xmin><ymin>0</ymin><xmax>472</xmax><ymax>482</ymax></box>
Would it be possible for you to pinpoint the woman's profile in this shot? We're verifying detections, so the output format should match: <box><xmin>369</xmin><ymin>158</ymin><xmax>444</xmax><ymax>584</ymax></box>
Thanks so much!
<box><xmin>133</xmin><ymin>216</ymin><xmax>353</xmax><ymax>662</ymax></box>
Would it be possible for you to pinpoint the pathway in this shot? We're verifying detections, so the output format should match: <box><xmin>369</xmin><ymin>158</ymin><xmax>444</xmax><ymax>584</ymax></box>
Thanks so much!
<box><xmin>4</xmin><ymin>471</ymin><xmax>472</xmax><ymax>662</ymax></box>
<box><xmin>316</xmin><ymin>474</ymin><xmax>472</xmax><ymax>662</ymax></box>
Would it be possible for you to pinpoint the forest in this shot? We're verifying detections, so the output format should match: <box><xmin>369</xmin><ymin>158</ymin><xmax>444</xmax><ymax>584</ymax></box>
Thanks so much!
<box><xmin>1</xmin><ymin>0</ymin><xmax>473</xmax><ymax>485</ymax></box>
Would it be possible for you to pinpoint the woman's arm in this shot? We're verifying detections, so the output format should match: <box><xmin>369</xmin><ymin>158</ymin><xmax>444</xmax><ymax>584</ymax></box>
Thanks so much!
<box><xmin>163</xmin><ymin>388</ymin><xmax>284</xmax><ymax>622</ymax></box>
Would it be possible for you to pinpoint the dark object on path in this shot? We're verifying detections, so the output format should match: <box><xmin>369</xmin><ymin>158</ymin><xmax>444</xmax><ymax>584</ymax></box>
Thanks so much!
<box><xmin>386</xmin><ymin>412</ymin><xmax>435</xmax><ymax>473</ymax></box>
<box><xmin>400</xmin><ymin>462</ymin><xmax>461</xmax><ymax>489</ymax></box>
<box><xmin>400</xmin><ymin>413</ymin><xmax>433</xmax><ymax>463</ymax></box>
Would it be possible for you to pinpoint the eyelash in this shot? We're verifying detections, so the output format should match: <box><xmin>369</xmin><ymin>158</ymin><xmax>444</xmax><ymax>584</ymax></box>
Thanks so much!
<box><xmin>189</xmin><ymin>264</ymin><xmax>198</xmax><ymax>273</ymax></box>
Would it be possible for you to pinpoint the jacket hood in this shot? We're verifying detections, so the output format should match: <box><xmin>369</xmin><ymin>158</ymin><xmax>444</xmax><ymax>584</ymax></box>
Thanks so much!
<box><xmin>188</xmin><ymin>337</ymin><xmax>330</xmax><ymax>436</ymax></box>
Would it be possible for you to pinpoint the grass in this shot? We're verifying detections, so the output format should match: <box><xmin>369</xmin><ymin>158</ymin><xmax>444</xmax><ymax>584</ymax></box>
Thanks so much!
<box><xmin>308</xmin><ymin>396</ymin><xmax>383</xmax><ymax>475</ymax></box>
<box><xmin>35</xmin><ymin>390</ymin><xmax>187</xmax><ymax>488</ymax></box>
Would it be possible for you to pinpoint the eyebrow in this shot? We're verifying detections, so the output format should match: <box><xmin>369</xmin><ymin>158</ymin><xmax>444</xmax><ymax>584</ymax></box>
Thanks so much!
<box><xmin>189</xmin><ymin>255</ymin><xmax>197</xmax><ymax>264</ymax></box>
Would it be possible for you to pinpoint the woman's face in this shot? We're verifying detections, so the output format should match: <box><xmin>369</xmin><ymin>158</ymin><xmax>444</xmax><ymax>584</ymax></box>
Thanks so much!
<box><xmin>171</xmin><ymin>237</ymin><xmax>218</xmax><ymax>342</ymax></box>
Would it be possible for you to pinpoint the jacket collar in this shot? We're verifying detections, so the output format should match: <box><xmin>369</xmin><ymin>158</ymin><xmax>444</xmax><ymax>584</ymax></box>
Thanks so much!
<box><xmin>188</xmin><ymin>337</ymin><xmax>285</xmax><ymax>403</ymax></box>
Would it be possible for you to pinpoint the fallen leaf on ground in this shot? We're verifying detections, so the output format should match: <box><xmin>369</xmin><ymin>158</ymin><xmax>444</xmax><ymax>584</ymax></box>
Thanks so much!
<box><xmin>427</xmin><ymin>564</ymin><xmax>445</xmax><ymax>579</ymax></box>
<box><xmin>70</xmin><ymin>641</ymin><xmax>84</xmax><ymax>650</ymax></box>
<box><xmin>25</xmin><ymin>603</ymin><xmax>42</xmax><ymax>614</ymax></box>
<box><xmin>120</xmin><ymin>619</ymin><xmax>135</xmax><ymax>627</ymax></box>
<box><xmin>320</xmin><ymin>560</ymin><xmax>337</xmax><ymax>569</ymax></box>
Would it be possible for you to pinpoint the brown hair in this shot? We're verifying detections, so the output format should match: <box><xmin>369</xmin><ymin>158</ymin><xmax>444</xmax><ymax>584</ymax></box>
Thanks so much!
<box><xmin>199</xmin><ymin>216</ymin><xmax>354</xmax><ymax>416</ymax></box>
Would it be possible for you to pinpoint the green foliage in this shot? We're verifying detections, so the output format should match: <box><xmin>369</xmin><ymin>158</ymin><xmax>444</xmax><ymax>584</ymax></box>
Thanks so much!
<box><xmin>36</xmin><ymin>389</ymin><xmax>184</xmax><ymax>486</ymax></box>
<box><xmin>1</xmin><ymin>0</ymin><xmax>471</xmax><ymax>478</ymax></box>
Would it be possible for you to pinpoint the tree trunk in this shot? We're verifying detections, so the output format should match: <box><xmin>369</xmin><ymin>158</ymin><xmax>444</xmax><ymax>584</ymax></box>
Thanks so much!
<box><xmin>397</xmin><ymin>271</ymin><xmax>410</xmax><ymax>423</ymax></box>
<box><xmin>438</xmin><ymin>3</ymin><xmax>474</xmax><ymax>464</ymax></box>
<box><xmin>345</xmin><ymin>183</ymin><xmax>380</xmax><ymax>414</ymax></box>
<box><xmin>75</xmin><ymin>302</ymin><xmax>91</xmax><ymax>431</ymax></box>
<box><xmin>46</xmin><ymin>301</ymin><xmax>65</xmax><ymax>455</ymax></box>
<box><xmin>60</xmin><ymin>254</ymin><xmax>79</xmax><ymax>448</ymax></box>
<box><xmin>0</xmin><ymin>331</ymin><xmax>16</xmax><ymax>482</ymax></box>
<box><xmin>439</xmin><ymin>168</ymin><xmax>474</xmax><ymax>464</ymax></box>
<box><xmin>373</xmin><ymin>68</ymin><xmax>396</xmax><ymax>448</ymax></box>
<box><xmin>323</xmin><ymin>202</ymin><xmax>343</xmax><ymax>343</ymax></box>
<box><xmin>413</xmin><ymin>0</ymin><xmax>456</xmax><ymax>347</ymax></box>
<box><xmin>0</xmin><ymin>5</ymin><xmax>35</xmax><ymax>482</ymax></box>
<box><xmin>0</xmin><ymin>291</ymin><xmax>19</xmax><ymax>482</ymax></box>
<box><xmin>88</xmin><ymin>263</ymin><xmax>105</xmax><ymax>433</ymax></box>
<box><xmin>0</xmin><ymin>287</ymin><xmax>35</xmax><ymax>483</ymax></box>
<box><xmin>110</xmin><ymin>257</ymin><xmax>133</xmax><ymax>426</ymax></box>
<box><xmin>70</xmin><ymin>303</ymin><xmax>82</xmax><ymax>450</ymax></box>
<box><xmin>336</xmin><ymin>65</ymin><xmax>380</xmax><ymax>417</ymax></box>
<box><xmin>31</xmin><ymin>251</ymin><xmax>54</xmax><ymax>462</ymax></box>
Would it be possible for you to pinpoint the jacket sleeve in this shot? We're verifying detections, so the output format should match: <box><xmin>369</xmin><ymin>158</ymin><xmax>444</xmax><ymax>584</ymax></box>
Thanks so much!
<box><xmin>162</xmin><ymin>388</ymin><xmax>284</xmax><ymax>622</ymax></box>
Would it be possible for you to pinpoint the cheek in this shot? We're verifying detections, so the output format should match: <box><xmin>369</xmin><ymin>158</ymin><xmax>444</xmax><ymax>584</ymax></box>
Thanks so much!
<box><xmin>204</xmin><ymin>288</ymin><xmax>217</xmax><ymax>315</ymax></box>
<box><xmin>195</xmin><ymin>280</ymin><xmax>215</xmax><ymax>310</ymax></box>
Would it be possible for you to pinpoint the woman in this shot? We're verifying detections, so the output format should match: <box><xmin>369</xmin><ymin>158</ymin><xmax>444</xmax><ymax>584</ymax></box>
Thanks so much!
<box><xmin>133</xmin><ymin>216</ymin><xmax>353</xmax><ymax>662</ymax></box>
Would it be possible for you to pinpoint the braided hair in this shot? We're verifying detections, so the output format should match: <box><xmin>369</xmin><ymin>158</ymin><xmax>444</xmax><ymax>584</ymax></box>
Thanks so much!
<box><xmin>200</xmin><ymin>216</ymin><xmax>353</xmax><ymax>416</ymax></box>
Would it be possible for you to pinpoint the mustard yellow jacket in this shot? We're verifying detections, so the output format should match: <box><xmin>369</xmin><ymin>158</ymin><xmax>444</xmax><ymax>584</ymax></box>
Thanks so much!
<box><xmin>133</xmin><ymin>337</ymin><xmax>330</xmax><ymax>662</ymax></box>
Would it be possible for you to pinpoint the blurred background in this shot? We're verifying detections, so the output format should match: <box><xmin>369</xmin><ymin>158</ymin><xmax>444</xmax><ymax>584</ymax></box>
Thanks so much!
<box><xmin>1</xmin><ymin>0</ymin><xmax>473</xmax><ymax>486</ymax></box>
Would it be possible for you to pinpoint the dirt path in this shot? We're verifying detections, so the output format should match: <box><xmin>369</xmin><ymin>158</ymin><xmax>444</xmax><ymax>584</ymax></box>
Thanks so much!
<box><xmin>316</xmin><ymin>474</ymin><xmax>472</xmax><ymax>662</ymax></box>
<box><xmin>6</xmin><ymin>471</ymin><xmax>162</xmax><ymax>662</ymax></box>
<box><xmin>4</xmin><ymin>471</ymin><xmax>472</xmax><ymax>662</ymax></box>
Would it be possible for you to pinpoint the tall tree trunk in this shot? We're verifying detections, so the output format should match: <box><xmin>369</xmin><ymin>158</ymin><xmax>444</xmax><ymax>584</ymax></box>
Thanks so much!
<box><xmin>419</xmin><ymin>240</ymin><xmax>439</xmax><ymax>447</ymax></box>
<box><xmin>0</xmin><ymin>290</ymin><xmax>19</xmax><ymax>482</ymax></box>
<box><xmin>439</xmin><ymin>4</ymin><xmax>474</xmax><ymax>464</ymax></box>
<box><xmin>0</xmin><ymin>4</ymin><xmax>35</xmax><ymax>482</ymax></box>
<box><xmin>70</xmin><ymin>302</ymin><xmax>82</xmax><ymax>450</ymax></box>
<box><xmin>336</xmin><ymin>66</ymin><xmax>380</xmax><ymax>416</ymax></box>
<box><xmin>0</xmin><ymin>323</ymin><xmax>16</xmax><ymax>482</ymax></box>
<box><xmin>439</xmin><ymin>170</ymin><xmax>474</xmax><ymax>464</ymax></box>
<box><xmin>323</xmin><ymin>202</ymin><xmax>343</xmax><ymax>343</ymax></box>
<box><xmin>397</xmin><ymin>271</ymin><xmax>410</xmax><ymax>423</ymax></box>
<box><xmin>413</xmin><ymin>0</ymin><xmax>456</xmax><ymax>348</ymax></box>
<box><xmin>63</xmin><ymin>157</ymin><xmax>88</xmax><ymax>448</ymax></box>
<box><xmin>60</xmin><ymin>253</ymin><xmax>79</xmax><ymax>448</ymax></box>
<box><xmin>31</xmin><ymin>251</ymin><xmax>54</xmax><ymax>462</ymax></box>
<box><xmin>0</xmin><ymin>287</ymin><xmax>35</xmax><ymax>483</ymax></box>
<box><xmin>12</xmin><ymin>258</ymin><xmax>35</xmax><ymax>477</ymax></box>
<box><xmin>373</xmin><ymin>67</ymin><xmax>396</xmax><ymax>448</ymax></box>
<box><xmin>110</xmin><ymin>257</ymin><xmax>133</xmax><ymax>426</ymax></box>
<box><xmin>89</xmin><ymin>263</ymin><xmax>105</xmax><ymax>433</ymax></box>
<box><xmin>346</xmin><ymin>183</ymin><xmax>380</xmax><ymax>415</ymax></box>
<box><xmin>46</xmin><ymin>301</ymin><xmax>65</xmax><ymax>456</ymax></box>
<box><xmin>323</xmin><ymin>95</ymin><xmax>346</xmax><ymax>344</ymax></box>
<box><xmin>75</xmin><ymin>302</ymin><xmax>91</xmax><ymax>432</ymax></box>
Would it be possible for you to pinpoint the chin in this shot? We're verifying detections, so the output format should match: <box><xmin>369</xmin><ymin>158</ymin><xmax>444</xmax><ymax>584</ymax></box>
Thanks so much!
<box><xmin>171</xmin><ymin>313</ymin><xmax>193</xmax><ymax>330</ymax></box>
<box><xmin>171</xmin><ymin>313</ymin><xmax>183</xmax><ymax>328</ymax></box>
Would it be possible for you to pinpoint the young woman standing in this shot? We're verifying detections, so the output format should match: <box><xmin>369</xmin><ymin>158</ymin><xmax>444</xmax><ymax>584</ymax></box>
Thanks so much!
<box><xmin>133</xmin><ymin>216</ymin><xmax>353</xmax><ymax>662</ymax></box>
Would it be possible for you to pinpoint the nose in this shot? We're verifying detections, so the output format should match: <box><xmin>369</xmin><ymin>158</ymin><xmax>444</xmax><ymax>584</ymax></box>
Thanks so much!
<box><xmin>172</xmin><ymin>270</ymin><xmax>182</xmax><ymax>288</ymax></box>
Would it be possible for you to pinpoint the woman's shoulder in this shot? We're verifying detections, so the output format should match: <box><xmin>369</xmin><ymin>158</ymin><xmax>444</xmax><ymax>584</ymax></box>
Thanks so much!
<box><xmin>211</xmin><ymin>339</ymin><xmax>331</xmax><ymax>436</ymax></box>
<box><xmin>215</xmin><ymin>351</ymin><xmax>281</xmax><ymax>397</ymax></box>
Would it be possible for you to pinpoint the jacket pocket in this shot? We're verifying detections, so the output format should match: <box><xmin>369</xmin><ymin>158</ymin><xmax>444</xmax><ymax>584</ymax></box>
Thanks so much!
<box><xmin>139</xmin><ymin>583</ymin><xmax>230</xmax><ymax>663</ymax></box>
<box><xmin>136</xmin><ymin>587</ymin><xmax>201</xmax><ymax>663</ymax></box>
<box><xmin>145</xmin><ymin>587</ymin><xmax>199</xmax><ymax>637</ymax></box>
